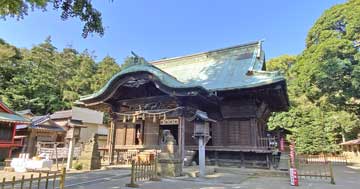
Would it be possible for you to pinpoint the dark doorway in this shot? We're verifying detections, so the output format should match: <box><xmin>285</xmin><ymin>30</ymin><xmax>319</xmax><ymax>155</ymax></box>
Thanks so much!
<box><xmin>159</xmin><ymin>125</ymin><xmax>178</xmax><ymax>145</ymax></box>
<box><xmin>135</xmin><ymin>124</ymin><xmax>142</xmax><ymax>145</ymax></box>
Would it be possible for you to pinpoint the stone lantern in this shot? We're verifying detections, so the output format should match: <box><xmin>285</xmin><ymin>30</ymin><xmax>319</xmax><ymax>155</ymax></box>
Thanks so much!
<box><xmin>192</xmin><ymin>110</ymin><xmax>215</xmax><ymax>177</ymax></box>
<box><xmin>66</xmin><ymin>119</ymin><xmax>86</xmax><ymax>170</ymax></box>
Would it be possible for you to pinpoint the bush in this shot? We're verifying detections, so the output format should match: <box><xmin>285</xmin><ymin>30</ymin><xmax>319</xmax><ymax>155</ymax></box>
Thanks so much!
<box><xmin>73</xmin><ymin>162</ymin><xmax>83</xmax><ymax>170</ymax></box>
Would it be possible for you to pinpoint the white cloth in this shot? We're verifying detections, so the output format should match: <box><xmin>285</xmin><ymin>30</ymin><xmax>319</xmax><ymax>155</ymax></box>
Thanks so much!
<box><xmin>10</xmin><ymin>158</ymin><xmax>27</xmax><ymax>173</ymax></box>
<box><xmin>11</xmin><ymin>158</ymin><xmax>53</xmax><ymax>172</ymax></box>
<box><xmin>25</xmin><ymin>159</ymin><xmax>53</xmax><ymax>169</ymax></box>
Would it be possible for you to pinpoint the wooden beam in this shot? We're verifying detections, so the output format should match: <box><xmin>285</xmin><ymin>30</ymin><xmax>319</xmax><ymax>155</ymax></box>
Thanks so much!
<box><xmin>116</xmin><ymin>95</ymin><xmax>174</xmax><ymax>106</ymax></box>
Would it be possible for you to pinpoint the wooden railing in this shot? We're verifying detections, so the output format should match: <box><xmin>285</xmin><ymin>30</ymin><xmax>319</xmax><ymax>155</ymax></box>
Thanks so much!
<box><xmin>126</xmin><ymin>159</ymin><xmax>160</xmax><ymax>188</ymax></box>
<box><xmin>258</xmin><ymin>137</ymin><xmax>276</xmax><ymax>150</ymax></box>
<box><xmin>115</xmin><ymin>150</ymin><xmax>140</xmax><ymax>164</ymax></box>
<box><xmin>1</xmin><ymin>168</ymin><xmax>66</xmax><ymax>189</ymax></box>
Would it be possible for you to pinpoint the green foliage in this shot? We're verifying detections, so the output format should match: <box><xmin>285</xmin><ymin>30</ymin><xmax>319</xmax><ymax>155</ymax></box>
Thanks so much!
<box><xmin>0</xmin><ymin>0</ymin><xmax>104</xmax><ymax>38</ymax></box>
<box><xmin>91</xmin><ymin>56</ymin><xmax>121</xmax><ymax>91</ymax></box>
<box><xmin>0</xmin><ymin>37</ymin><xmax>121</xmax><ymax>115</ymax></box>
<box><xmin>268</xmin><ymin>0</ymin><xmax>360</xmax><ymax>154</ymax></box>
<box><xmin>73</xmin><ymin>162</ymin><xmax>83</xmax><ymax>170</ymax></box>
<box><xmin>266</xmin><ymin>55</ymin><xmax>296</xmax><ymax>77</ymax></box>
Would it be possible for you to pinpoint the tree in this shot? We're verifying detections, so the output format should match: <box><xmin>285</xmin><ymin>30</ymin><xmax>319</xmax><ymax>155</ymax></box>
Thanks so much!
<box><xmin>63</xmin><ymin>50</ymin><xmax>96</xmax><ymax>105</ymax></box>
<box><xmin>0</xmin><ymin>37</ymin><xmax>99</xmax><ymax>114</ymax></box>
<box><xmin>91</xmin><ymin>56</ymin><xmax>120</xmax><ymax>91</ymax></box>
<box><xmin>266</xmin><ymin>55</ymin><xmax>297</xmax><ymax>77</ymax></box>
<box><xmin>293</xmin><ymin>0</ymin><xmax>360</xmax><ymax>115</ymax></box>
<box><xmin>0</xmin><ymin>37</ymin><xmax>122</xmax><ymax>114</ymax></box>
<box><xmin>268</xmin><ymin>0</ymin><xmax>360</xmax><ymax>154</ymax></box>
<box><xmin>0</xmin><ymin>0</ymin><xmax>104</xmax><ymax>38</ymax></box>
<box><xmin>0</xmin><ymin>39</ymin><xmax>22</xmax><ymax>92</ymax></box>
<box><xmin>2</xmin><ymin>37</ymin><xmax>65</xmax><ymax>114</ymax></box>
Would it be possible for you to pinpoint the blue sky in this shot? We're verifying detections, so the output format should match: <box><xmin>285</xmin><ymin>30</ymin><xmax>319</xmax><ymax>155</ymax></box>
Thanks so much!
<box><xmin>0</xmin><ymin>0</ymin><xmax>345</xmax><ymax>63</ymax></box>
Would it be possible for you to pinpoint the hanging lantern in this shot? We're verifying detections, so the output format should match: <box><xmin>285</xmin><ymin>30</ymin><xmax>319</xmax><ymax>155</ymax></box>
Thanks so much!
<box><xmin>132</xmin><ymin>115</ymin><xmax>136</xmax><ymax>123</ymax></box>
<box><xmin>122</xmin><ymin>115</ymin><xmax>126</xmax><ymax>123</ymax></box>
<box><xmin>153</xmin><ymin>114</ymin><xmax>156</xmax><ymax>123</ymax></box>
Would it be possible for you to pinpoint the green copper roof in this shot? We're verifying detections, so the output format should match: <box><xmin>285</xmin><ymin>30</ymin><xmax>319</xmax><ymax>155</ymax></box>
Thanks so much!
<box><xmin>80</xmin><ymin>63</ymin><xmax>204</xmax><ymax>101</ymax></box>
<box><xmin>152</xmin><ymin>42</ymin><xmax>284</xmax><ymax>91</ymax></box>
<box><xmin>80</xmin><ymin>41</ymin><xmax>285</xmax><ymax>103</ymax></box>
<box><xmin>0</xmin><ymin>112</ymin><xmax>30</xmax><ymax>123</ymax></box>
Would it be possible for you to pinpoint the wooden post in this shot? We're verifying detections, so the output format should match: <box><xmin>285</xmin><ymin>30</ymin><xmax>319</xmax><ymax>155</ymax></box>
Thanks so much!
<box><xmin>2</xmin><ymin>178</ymin><xmax>5</xmax><ymax>189</ymax></box>
<box><xmin>329</xmin><ymin>162</ymin><xmax>335</xmax><ymax>184</ymax></box>
<box><xmin>59</xmin><ymin>167</ymin><xmax>66</xmax><ymax>189</ymax></box>
<box><xmin>179</xmin><ymin>116</ymin><xmax>185</xmax><ymax>170</ymax></box>
<box><xmin>126</xmin><ymin>160</ymin><xmax>139</xmax><ymax>188</ymax></box>
<box><xmin>11</xmin><ymin>176</ymin><xmax>15</xmax><ymax>189</ymax></box>
<box><xmin>37</xmin><ymin>173</ymin><xmax>41</xmax><ymax>189</ymax></box>
<box><xmin>66</xmin><ymin>138</ymin><xmax>75</xmax><ymax>170</ymax></box>
<box><xmin>45</xmin><ymin>172</ymin><xmax>49</xmax><ymax>189</ymax></box>
<box><xmin>20</xmin><ymin>175</ymin><xmax>25</xmax><ymax>189</ymax></box>
<box><xmin>151</xmin><ymin>159</ymin><xmax>160</xmax><ymax>181</ymax></box>
<box><xmin>108</xmin><ymin>117</ymin><xmax>116</xmax><ymax>165</ymax></box>
<box><xmin>55</xmin><ymin>142</ymin><xmax>59</xmax><ymax>170</ymax></box>
<box><xmin>250</xmin><ymin>119</ymin><xmax>257</xmax><ymax>147</ymax></box>
<box><xmin>116</xmin><ymin>150</ymin><xmax>120</xmax><ymax>164</ymax></box>
<box><xmin>29</xmin><ymin>174</ymin><xmax>33</xmax><ymax>189</ymax></box>
<box><xmin>52</xmin><ymin>173</ymin><xmax>57</xmax><ymax>189</ymax></box>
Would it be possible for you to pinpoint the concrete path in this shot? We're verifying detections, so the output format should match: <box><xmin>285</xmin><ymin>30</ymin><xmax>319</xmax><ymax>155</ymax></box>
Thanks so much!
<box><xmin>43</xmin><ymin>165</ymin><xmax>358</xmax><ymax>189</ymax></box>
<box><xmin>125</xmin><ymin>166</ymin><xmax>360</xmax><ymax>189</ymax></box>
<box><xmin>63</xmin><ymin>168</ymin><xmax>130</xmax><ymax>189</ymax></box>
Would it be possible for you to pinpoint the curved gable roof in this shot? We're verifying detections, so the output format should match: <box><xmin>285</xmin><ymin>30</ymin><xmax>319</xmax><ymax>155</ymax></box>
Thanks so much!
<box><xmin>79</xmin><ymin>41</ymin><xmax>287</xmax><ymax>106</ymax></box>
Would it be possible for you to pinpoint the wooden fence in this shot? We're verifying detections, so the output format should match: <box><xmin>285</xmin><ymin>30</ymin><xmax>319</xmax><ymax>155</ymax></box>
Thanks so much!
<box><xmin>37</xmin><ymin>142</ymin><xmax>82</xmax><ymax>160</ymax></box>
<box><xmin>1</xmin><ymin>168</ymin><xmax>66</xmax><ymax>189</ymax></box>
<box><xmin>300</xmin><ymin>154</ymin><xmax>348</xmax><ymax>165</ymax></box>
<box><xmin>126</xmin><ymin>160</ymin><xmax>160</xmax><ymax>188</ymax></box>
<box><xmin>294</xmin><ymin>155</ymin><xmax>335</xmax><ymax>184</ymax></box>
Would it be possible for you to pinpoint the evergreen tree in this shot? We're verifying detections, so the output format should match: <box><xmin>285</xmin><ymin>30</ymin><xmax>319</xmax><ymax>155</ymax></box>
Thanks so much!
<box><xmin>91</xmin><ymin>56</ymin><xmax>121</xmax><ymax>91</ymax></box>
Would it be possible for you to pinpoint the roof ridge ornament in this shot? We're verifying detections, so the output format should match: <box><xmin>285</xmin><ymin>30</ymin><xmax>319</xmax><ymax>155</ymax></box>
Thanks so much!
<box><xmin>122</xmin><ymin>51</ymin><xmax>150</xmax><ymax>69</ymax></box>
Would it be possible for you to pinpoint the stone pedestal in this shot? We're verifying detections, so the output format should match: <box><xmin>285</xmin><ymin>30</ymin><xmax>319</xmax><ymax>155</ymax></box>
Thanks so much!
<box><xmin>158</xmin><ymin>158</ymin><xmax>182</xmax><ymax>177</ymax></box>
<box><xmin>157</xmin><ymin>130</ymin><xmax>182</xmax><ymax>177</ymax></box>
<box><xmin>77</xmin><ymin>134</ymin><xmax>101</xmax><ymax>170</ymax></box>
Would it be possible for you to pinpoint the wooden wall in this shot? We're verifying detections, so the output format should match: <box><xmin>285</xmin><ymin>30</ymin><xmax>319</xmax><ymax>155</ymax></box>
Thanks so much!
<box><xmin>115</xmin><ymin>118</ymin><xmax>160</xmax><ymax>146</ymax></box>
<box><xmin>113</xmin><ymin>98</ymin><xmax>270</xmax><ymax>149</ymax></box>
<box><xmin>210</xmin><ymin>120</ymin><xmax>252</xmax><ymax>146</ymax></box>
<box><xmin>115</xmin><ymin>121</ymin><xmax>126</xmax><ymax>145</ymax></box>
<box><xmin>143</xmin><ymin>118</ymin><xmax>159</xmax><ymax>145</ymax></box>
<box><xmin>204</xmin><ymin>99</ymin><xmax>270</xmax><ymax>147</ymax></box>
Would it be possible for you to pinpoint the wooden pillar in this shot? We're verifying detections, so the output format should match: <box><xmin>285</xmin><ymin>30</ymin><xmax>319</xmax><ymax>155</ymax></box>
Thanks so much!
<box><xmin>250</xmin><ymin>118</ymin><xmax>257</xmax><ymax>147</ymax></box>
<box><xmin>66</xmin><ymin>138</ymin><xmax>75</xmax><ymax>169</ymax></box>
<box><xmin>108</xmin><ymin>106</ymin><xmax>118</xmax><ymax>165</ymax></box>
<box><xmin>178</xmin><ymin>116</ymin><xmax>185</xmax><ymax>169</ymax></box>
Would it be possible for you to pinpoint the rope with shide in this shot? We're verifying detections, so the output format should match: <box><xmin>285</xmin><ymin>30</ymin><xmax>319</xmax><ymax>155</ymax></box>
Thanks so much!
<box><xmin>1</xmin><ymin>167</ymin><xmax>66</xmax><ymax>189</ymax></box>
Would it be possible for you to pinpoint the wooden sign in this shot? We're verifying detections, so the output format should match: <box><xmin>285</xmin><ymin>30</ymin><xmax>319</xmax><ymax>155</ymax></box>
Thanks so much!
<box><xmin>160</xmin><ymin>119</ymin><xmax>179</xmax><ymax>125</ymax></box>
